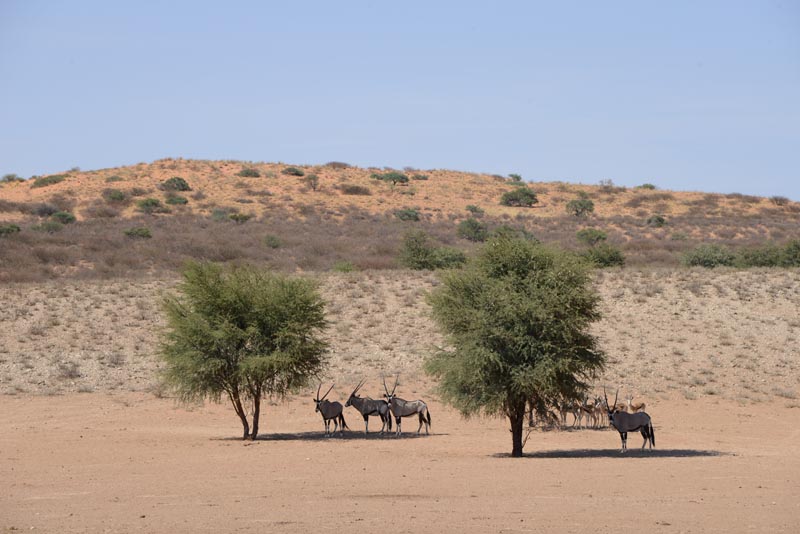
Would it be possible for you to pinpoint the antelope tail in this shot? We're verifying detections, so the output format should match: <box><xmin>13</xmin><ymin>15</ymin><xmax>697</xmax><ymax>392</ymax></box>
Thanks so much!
<box><xmin>387</xmin><ymin>413</ymin><xmax>393</xmax><ymax>431</ymax></box>
<box><xmin>650</xmin><ymin>423</ymin><xmax>655</xmax><ymax>447</ymax></box>
<box><xmin>426</xmin><ymin>409</ymin><xmax>432</xmax><ymax>427</ymax></box>
<box><xmin>339</xmin><ymin>414</ymin><xmax>349</xmax><ymax>431</ymax></box>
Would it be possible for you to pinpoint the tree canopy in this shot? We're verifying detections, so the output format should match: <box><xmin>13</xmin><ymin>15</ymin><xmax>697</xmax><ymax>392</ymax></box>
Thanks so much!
<box><xmin>425</xmin><ymin>237</ymin><xmax>605</xmax><ymax>456</ymax></box>
<box><xmin>160</xmin><ymin>262</ymin><xmax>328</xmax><ymax>439</ymax></box>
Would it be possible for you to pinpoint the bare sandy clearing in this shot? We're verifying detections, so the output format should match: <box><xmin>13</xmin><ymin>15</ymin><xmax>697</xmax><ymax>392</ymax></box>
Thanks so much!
<box><xmin>1</xmin><ymin>393</ymin><xmax>798</xmax><ymax>533</ymax></box>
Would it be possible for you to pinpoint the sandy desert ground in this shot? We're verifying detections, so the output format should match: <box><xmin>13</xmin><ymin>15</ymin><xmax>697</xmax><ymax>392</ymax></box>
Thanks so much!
<box><xmin>2</xmin><ymin>268</ymin><xmax>800</xmax><ymax>532</ymax></box>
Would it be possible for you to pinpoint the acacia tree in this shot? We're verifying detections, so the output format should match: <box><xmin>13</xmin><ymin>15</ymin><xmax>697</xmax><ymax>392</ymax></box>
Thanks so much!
<box><xmin>161</xmin><ymin>262</ymin><xmax>328</xmax><ymax>440</ymax></box>
<box><xmin>426</xmin><ymin>237</ymin><xmax>605</xmax><ymax>457</ymax></box>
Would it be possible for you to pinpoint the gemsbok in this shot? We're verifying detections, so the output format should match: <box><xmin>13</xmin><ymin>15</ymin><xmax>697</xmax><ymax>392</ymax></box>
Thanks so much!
<box><xmin>345</xmin><ymin>379</ymin><xmax>392</xmax><ymax>434</ymax></box>
<box><xmin>314</xmin><ymin>383</ymin><xmax>348</xmax><ymax>437</ymax></box>
<box><xmin>383</xmin><ymin>376</ymin><xmax>431</xmax><ymax>436</ymax></box>
<box><xmin>604</xmin><ymin>388</ymin><xmax>654</xmax><ymax>452</ymax></box>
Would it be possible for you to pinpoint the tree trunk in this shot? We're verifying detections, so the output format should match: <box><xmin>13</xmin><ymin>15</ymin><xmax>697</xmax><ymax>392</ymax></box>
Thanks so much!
<box><xmin>508</xmin><ymin>399</ymin><xmax>526</xmax><ymax>457</ymax></box>
<box><xmin>250</xmin><ymin>393</ymin><xmax>261</xmax><ymax>440</ymax></box>
<box><xmin>230</xmin><ymin>394</ymin><xmax>250</xmax><ymax>440</ymax></box>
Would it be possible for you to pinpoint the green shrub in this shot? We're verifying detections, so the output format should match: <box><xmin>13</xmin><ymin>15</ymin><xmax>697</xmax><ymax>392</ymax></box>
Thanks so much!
<box><xmin>264</xmin><ymin>235</ymin><xmax>281</xmax><ymax>249</ymax></box>
<box><xmin>670</xmin><ymin>232</ymin><xmax>688</xmax><ymax>241</ymax></box>
<box><xmin>51</xmin><ymin>211</ymin><xmax>76</xmax><ymax>224</ymax></box>
<box><xmin>508</xmin><ymin>173</ymin><xmax>523</xmax><ymax>182</ymax></box>
<box><xmin>304</xmin><ymin>174</ymin><xmax>320</xmax><ymax>191</ymax></box>
<box><xmin>229</xmin><ymin>213</ymin><xmax>253</xmax><ymax>224</ymax></box>
<box><xmin>411</xmin><ymin>174</ymin><xmax>429</xmax><ymax>181</ymax></box>
<box><xmin>33</xmin><ymin>203</ymin><xmax>59</xmax><ymax>217</ymax></box>
<box><xmin>576</xmin><ymin>228</ymin><xmax>607</xmax><ymax>246</ymax></box>
<box><xmin>566</xmin><ymin>197</ymin><xmax>594</xmax><ymax>217</ymax></box>
<box><xmin>332</xmin><ymin>261</ymin><xmax>356</xmax><ymax>273</ymax></box>
<box><xmin>770</xmin><ymin>196</ymin><xmax>789</xmax><ymax>206</ymax></box>
<box><xmin>237</xmin><ymin>168</ymin><xmax>261</xmax><ymax>178</ymax></box>
<box><xmin>340</xmin><ymin>184</ymin><xmax>371</xmax><ymax>195</ymax></box>
<box><xmin>105</xmin><ymin>175</ymin><xmax>124</xmax><ymax>183</ymax></box>
<box><xmin>683</xmin><ymin>244</ymin><xmax>735</xmax><ymax>268</ymax></box>
<box><xmin>32</xmin><ymin>220</ymin><xmax>64</xmax><ymax>233</ymax></box>
<box><xmin>166</xmin><ymin>195</ymin><xmax>188</xmax><ymax>205</ymax></box>
<box><xmin>637</xmin><ymin>183</ymin><xmax>657</xmax><ymax>190</ymax></box>
<box><xmin>466</xmin><ymin>205</ymin><xmax>485</xmax><ymax>217</ymax></box>
<box><xmin>780</xmin><ymin>240</ymin><xmax>800</xmax><ymax>267</ymax></box>
<box><xmin>0</xmin><ymin>223</ymin><xmax>21</xmax><ymax>236</ymax></box>
<box><xmin>103</xmin><ymin>188</ymin><xmax>127</xmax><ymax>203</ymax></box>
<box><xmin>646</xmin><ymin>214</ymin><xmax>667</xmax><ymax>227</ymax></box>
<box><xmin>282</xmin><ymin>167</ymin><xmax>305</xmax><ymax>177</ymax></box>
<box><xmin>500</xmin><ymin>188</ymin><xmax>538</xmax><ymax>207</ymax></box>
<box><xmin>398</xmin><ymin>230</ymin><xmax>466</xmax><ymax>270</ymax></box>
<box><xmin>137</xmin><ymin>198</ymin><xmax>169</xmax><ymax>214</ymax></box>
<box><xmin>325</xmin><ymin>161</ymin><xmax>350</xmax><ymax>169</ymax></box>
<box><xmin>582</xmin><ymin>243</ymin><xmax>625</xmax><ymax>267</ymax></box>
<box><xmin>457</xmin><ymin>218</ymin><xmax>488</xmax><ymax>242</ymax></box>
<box><xmin>129</xmin><ymin>187</ymin><xmax>148</xmax><ymax>197</ymax></box>
<box><xmin>161</xmin><ymin>177</ymin><xmax>191</xmax><ymax>191</ymax></box>
<box><xmin>491</xmin><ymin>224</ymin><xmax>538</xmax><ymax>242</ymax></box>
<box><xmin>31</xmin><ymin>174</ymin><xmax>66</xmax><ymax>188</ymax></box>
<box><xmin>372</xmin><ymin>172</ymin><xmax>409</xmax><ymax>185</ymax></box>
<box><xmin>395</xmin><ymin>208</ymin><xmax>420</xmax><ymax>221</ymax></box>
<box><xmin>737</xmin><ymin>244</ymin><xmax>783</xmax><ymax>267</ymax></box>
<box><xmin>2</xmin><ymin>173</ymin><xmax>24</xmax><ymax>183</ymax></box>
<box><xmin>124</xmin><ymin>227</ymin><xmax>152</xmax><ymax>239</ymax></box>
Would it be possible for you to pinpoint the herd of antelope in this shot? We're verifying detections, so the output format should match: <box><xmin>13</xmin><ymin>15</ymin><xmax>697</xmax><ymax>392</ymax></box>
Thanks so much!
<box><xmin>313</xmin><ymin>375</ymin><xmax>431</xmax><ymax>438</ymax></box>
<box><xmin>314</xmin><ymin>376</ymin><xmax>653</xmax><ymax>452</ymax></box>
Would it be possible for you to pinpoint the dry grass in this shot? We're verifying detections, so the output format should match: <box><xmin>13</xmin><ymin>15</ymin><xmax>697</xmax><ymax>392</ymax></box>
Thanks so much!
<box><xmin>1</xmin><ymin>269</ymin><xmax>798</xmax><ymax>405</ymax></box>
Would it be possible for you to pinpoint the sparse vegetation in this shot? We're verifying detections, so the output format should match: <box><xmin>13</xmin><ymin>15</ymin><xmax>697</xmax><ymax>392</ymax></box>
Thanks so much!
<box><xmin>32</xmin><ymin>220</ymin><xmax>64</xmax><ymax>233</ymax></box>
<box><xmin>161</xmin><ymin>177</ymin><xmax>191</xmax><ymax>191</ymax></box>
<box><xmin>582</xmin><ymin>243</ymin><xmax>625</xmax><ymax>267</ymax></box>
<box><xmin>411</xmin><ymin>174</ymin><xmax>429</xmax><ymax>181</ymax></box>
<box><xmin>304</xmin><ymin>174</ymin><xmax>320</xmax><ymax>191</ymax></box>
<box><xmin>2</xmin><ymin>173</ymin><xmax>24</xmax><ymax>183</ymax></box>
<box><xmin>500</xmin><ymin>188</ymin><xmax>538</xmax><ymax>207</ymax></box>
<box><xmin>102</xmin><ymin>189</ymin><xmax>127</xmax><ymax>203</ymax></box>
<box><xmin>31</xmin><ymin>174</ymin><xmax>67</xmax><ymax>188</ymax></box>
<box><xmin>263</xmin><ymin>235</ymin><xmax>281</xmax><ymax>249</ymax></box>
<box><xmin>236</xmin><ymin>168</ymin><xmax>261</xmax><ymax>178</ymax></box>
<box><xmin>398</xmin><ymin>230</ymin><xmax>466</xmax><ymax>270</ymax></box>
<box><xmin>51</xmin><ymin>211</ymin><xmax>76</xmax><ymax>224</ymax></box>
<box><xmin>566</xmin><ymin>196</ymin><xmax>594</xmax><ymax>217</ymax></box>
<box><xmin>372</xmin><ymin>171</ymin><xmax>409</xmax><ymax>185</ymax></box>
<box><xmin>647</xmin><ymin>214</ymin><xmax>667</xmax><ymax>227</ymax></box>
<box><xmin>457</xmin><ymin>218</ymin><xmax>488</xmax><ymax>242</ymax></box>
<box><xmin>576</xmin><ymin>228</ymin><xmax>607</xmax><ymax>247</ymax></box>
<box><xmin>683</xmin><ymin>244</ymin><xmax>736</xmax><ymax>268</ymax></box>
<box><xmin>339</xmin><ymin>183</ymin><xmax>370</xmax><ymax>195</ymax></box>
<box><xmin>0</xmin><ymin>223</ymin><xmax>21</xmax><ymax>236</ymax></box>
<box><xmin>229</xmin><ymin>213</ymin><xmax>253</xmax><ymax>224</ymax></box>
<box><xmin>466</xmin><ymin>205</ymin><xmax>485</xmax><ymax>217</ymax></box>
<box><xmin>165</xmin><ymin>195</ymin><xmax>189</xmax><ymax>205</ymax></box>
<box><xmin>395</xmin><ymin>208</ymin><xmax>420</xmax><ymax>221</ymax></box>
<box><xmin>137</xmin><ymin>198</ymin><xmax>169</xmax><ymax>214</ymax></box>
<box><xmin>124</xmin><ymin>227</ymin><xmax>152</xmax><ymax>239</ymax></box>
<box><xmin>282</xmin><ymin>167</ymin><xmax>305</xmax><ymax>177</ymax></box>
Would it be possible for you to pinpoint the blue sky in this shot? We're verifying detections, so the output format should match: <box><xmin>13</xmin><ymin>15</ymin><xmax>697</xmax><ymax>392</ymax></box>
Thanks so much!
<box><xmin>1</xmin><ymin>1</ymin><xmax>798</xmax><ymax>199</ymax></box>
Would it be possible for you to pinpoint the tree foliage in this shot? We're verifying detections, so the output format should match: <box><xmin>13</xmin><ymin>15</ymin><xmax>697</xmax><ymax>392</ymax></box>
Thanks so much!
<box><xmin>566</xmin><ymin>197</ymin><xmax>594</xmax><ymax>217</ymax></box>
<box><xmin>160</xmin><ymin>262</ymin><xmax>328</xmax><ymax>439</ymax></box>
<box><xmin>500</xmin><ymin>188</ymin><xmax>538</xmax><ymax>207</ymax></box>
<box><xmin>426</xmin><ymin>238</ymin><xmax>605</xmax><ymax>456</ymax></box>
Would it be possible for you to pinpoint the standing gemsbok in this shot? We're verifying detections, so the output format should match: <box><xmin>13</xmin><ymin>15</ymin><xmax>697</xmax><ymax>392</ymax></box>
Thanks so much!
<box><xmin>345</xmin><ymin>379</ymin><xmax>392</xmax><ymax>434</ymax></box>
<box><xmin>383</xmin><ymin>375</ymin><xmax>431</xmax><ymax>436</ymax></box>
<box><xmin>314</xmin><ymin>383</ymin><xmax>348</xmax><ymax>437</ymax></box>
<box><xmin>604</xmin><ymin>388</ymin><xmax>654</xmax><ymax>452</ymax></box>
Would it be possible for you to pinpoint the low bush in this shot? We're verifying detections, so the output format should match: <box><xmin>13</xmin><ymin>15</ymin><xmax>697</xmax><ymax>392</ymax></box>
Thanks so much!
<box><xmin>736</xmin><ymin>244</ymin><xmax>783</xmax><ymax>267</ymax></box>
<box><xmin>304</xmin><ymin>174</ymin><xmax>320</xmax><ymax>191</ymax></box>
<box><xmin>51</xmin><ymin>211</ymin><xmax>76</xmax><ymax>224</ymax></box>
<box><xmin>137</xmin><ymin>198</ymin><xmax>170</xmax><ymax>214</ymax></box>
<box><xmin>325</xmin><ymin>161</ymin><xmax>350</xmax><ymax>169</ymax></box>
<box><xmin>372</xmin><ymin>172</ymin><xmax>409</xmax><ymax>185</ymax></box>
<box><xmin>466</xmin><ymin>205</ymin><xmax>485</xmax><ymax>217</ymax></box>
<box><xmin>31</xmin><ymin>174</ymin><xmax>67</xmax><ymax>188</ymax></box>
<box><xmin>332</xmin><ymin>261</ymin><xmax>356</xmax><ymax>273</ymax></box>
<box><xmin>637</xmin><ymin>183</ymin><xmax>657</xmax><ymax>190</ymax></box>
<box><xmin>282</xmin><ymin>167</ymin><xmax>305</xmax><ymax>177</ymax></box>
<box><xmin>236</xmin><ymin>168</ymin><xmax>261</xmax><ymax>178</ymax></box>
<box><xmin>646</xmin><ymin>214</ymin><xmax>667</xmax><ymax>227</ymax></box>
<box><xmin>500</xmin><ymin>188</ymin><xmax>538</xmax><ymax>207</ymax></box>
<box><xmin>32</xmin><ymin>220</ymin><xmax>64</xmax><ymax>233</ymax></box>
<box><xmin>398</xmin><ymin>229</ymin><xmax>466</xmax><ymax>270</ymax></box>
<box><xmin>395</xmin><ymin>208</ymin><xmax>420</xmax><ymax>221</ymax></box>
<box><xmin>166</xmin><ymin>195</ymin><xmax>189</xmax><ymax>205</ymax></box>
<box><xmin>682</xmin><ymin>244</ymin><xmax>735</xmax><ymax>268</ymax></box>
<box><xmin>457</xmin><ymin>218</ymin><xmax>488</xmax><ymax>242</ymax></box>
<box><xmin>340</xmin><ymin>184</ymin><xmax>371</xmax><ymax>195</ymax></box>
<box><xmin>582</xmin><ymin>243</ymin><xmax>625</xmax><ymax>267</ymax></box>
<box><xmin>102</xmin><ymin>188</ymin><xmax>127</xmax><ymax>203</ymax></box>
<box><xmin>33</xmin><ymin>203</ymin><xmax>59</xmax><ymax>217</ymax></box>
<box><xmin>431</xmin><ymin>247</ymin><xmax>467</xmax><ymax>269</ymax></box>
<box><xmin>492</xmin><ymin>224</ymin><xmax>538</xmax><ymax>242</ymax></box>
<box><xmin>105</xmin><ymin>175</ymin><xmax>124</xmax><ymax>182</ymax></box>
<box><xmin>770</xmin><ymin>196</ymin><xmax>789</xmax><ymax>207</ymax></box>
<box><xmin>781</xmin><ymin>240</ymin><xmax>800</xmax><ymax>267</ymax></box>
<box><xmin>412</xmin><ymin>174</ymin><xmax>429</xmax><ymax>181</ymax></box>
<box><xmin>576</xmin><ymin>228</ymin><xmax>607</xmax><ymax>246</ymax></box>
<box><xmin>124</xmin><ymin>227</ymin><xmax>152</xmax><ymax>239</ymax></box>
<box><xmin>0</xmin><ymin>223</ymin><xmax>21</xmax><ymax>236</ymax></box>
<box><xmin>566</xmin><ymin>197</ymin><xmax>594</xmax><ymax>217</ymax></box>
<box><xmin>229</xmin><ymin>213</ymin><xmax>253</xmax><ymax>224</ymax></box>
<box><xmin>2</xmin><ymin>173</ymin><xmax>24</xmax><ymax>183</ymax></box>
<box><xmin>263</xmin><ymin>235</ymin><xmax>281</xmax><ymax>249</ymax></box>
<box><xmin>161</xmin><ymin>177</ymin><xmax>191</xmax><ymax>191</ymax></box>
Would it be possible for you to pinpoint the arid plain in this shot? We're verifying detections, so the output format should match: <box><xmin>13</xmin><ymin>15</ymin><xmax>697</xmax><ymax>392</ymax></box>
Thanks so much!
<box><xmin>2</xmin><ymin>161</ymin><xmax>800</xmax><ymax>532</ymax></box>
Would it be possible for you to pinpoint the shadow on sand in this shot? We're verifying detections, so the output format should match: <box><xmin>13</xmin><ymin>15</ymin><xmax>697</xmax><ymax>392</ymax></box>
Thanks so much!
<box><xmin>216</xmin><ymin>431</ymin><xmax>444</xmax><ymax>442</ymax></box>
<box><xmin>493</xmin><ymin>448</ymin><xmax>728</xmax><ymax>459</ymax></box>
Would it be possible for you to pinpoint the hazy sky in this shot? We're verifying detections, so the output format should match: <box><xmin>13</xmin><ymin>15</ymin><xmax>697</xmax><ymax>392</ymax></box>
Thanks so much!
<box><xmin>1</xmin><ymin>1</ymin><xmax>798</xmax><ymax>199</ymax></box>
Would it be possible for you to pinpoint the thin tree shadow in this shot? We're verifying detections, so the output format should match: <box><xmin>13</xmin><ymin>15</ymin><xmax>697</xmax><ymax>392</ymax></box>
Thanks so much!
<box><xmin>492</xmin><ymin>448</ymin><xmax>728</xmax><ymax>459</ymax></box>
<box><xmin>215</xmin><ymin>431</ymin><xmax>445</xmax><ymax>442</ymax></box>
